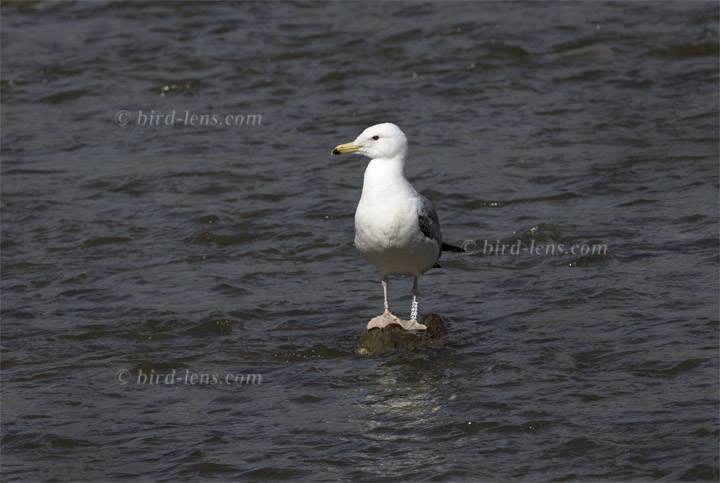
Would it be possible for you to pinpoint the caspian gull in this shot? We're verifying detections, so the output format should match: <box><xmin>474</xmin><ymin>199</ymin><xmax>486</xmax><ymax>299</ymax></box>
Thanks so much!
<box><xmin>331</xmin><ymin>123</ymin><xmax>459</xmax><ymax>331</ymax></box>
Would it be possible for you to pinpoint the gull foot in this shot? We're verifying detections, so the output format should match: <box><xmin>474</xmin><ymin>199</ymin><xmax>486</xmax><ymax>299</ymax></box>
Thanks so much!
<box><xmin>367</xmin><ymin>313</ymin><xmax>427</xmax><ymax>331</ymax></box>
<box><xmin>394</xmin><ymin>318</ymin><xmax>427</xmax><ymax>331</ymax></box>
<box><xmin>367</xmin><ymin>311</ymin><xmax>400</xmax><ymax>330</ymax></box>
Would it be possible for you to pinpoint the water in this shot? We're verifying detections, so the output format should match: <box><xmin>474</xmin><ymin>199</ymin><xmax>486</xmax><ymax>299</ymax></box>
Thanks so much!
<box><xmin>1</xmin><ymin>1</ymin><xmax>718</xmax><ymax>481</ymax></box>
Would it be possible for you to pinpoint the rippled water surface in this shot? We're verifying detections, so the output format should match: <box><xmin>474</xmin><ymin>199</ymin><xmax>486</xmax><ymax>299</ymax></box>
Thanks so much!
<box><xmin>2</xmin><ymin>1</ymin><xmax>719</xmax><ymax>481</ymax></box>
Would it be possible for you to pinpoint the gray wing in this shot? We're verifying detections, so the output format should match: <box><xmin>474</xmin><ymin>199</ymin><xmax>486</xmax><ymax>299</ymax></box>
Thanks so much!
<box><xmin>417</xmin><ymin>195</ymin><xmax>443</xmax><ymax>256</ymax></box>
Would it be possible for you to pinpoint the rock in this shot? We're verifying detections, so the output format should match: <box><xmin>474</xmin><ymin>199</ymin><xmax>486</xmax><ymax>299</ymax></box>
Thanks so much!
<box><xmin>355</xmin><ymin>313</ymin><xmax>449</xmax><ymax>355</ymax></box>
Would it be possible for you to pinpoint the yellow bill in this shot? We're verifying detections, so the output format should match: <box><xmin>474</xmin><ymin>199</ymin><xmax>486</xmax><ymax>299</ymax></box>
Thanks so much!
<box><xmin>331</xmin><ymin>142</ymin><xmax>360</xmax><ymax>156</ymax></box>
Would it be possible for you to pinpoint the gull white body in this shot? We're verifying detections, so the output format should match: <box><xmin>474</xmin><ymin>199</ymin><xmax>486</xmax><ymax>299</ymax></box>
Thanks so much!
<box><xmin>355</xmin><ymin>159</ymin><xmax>439</xmax><ymax>277</ymax></box>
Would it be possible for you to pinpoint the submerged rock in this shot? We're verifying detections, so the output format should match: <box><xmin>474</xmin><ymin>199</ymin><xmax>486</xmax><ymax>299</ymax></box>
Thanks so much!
<box><xmin>355</xmin><ymin>313</ymin><xmax>449</xmax><ymax>355</ymax></box>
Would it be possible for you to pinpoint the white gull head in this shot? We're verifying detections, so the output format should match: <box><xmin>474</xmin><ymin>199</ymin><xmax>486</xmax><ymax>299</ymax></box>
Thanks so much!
<box><xmin>331</xmin><ymin>122</ymin><xmax>408</xmax><ymax>161</ymax></box>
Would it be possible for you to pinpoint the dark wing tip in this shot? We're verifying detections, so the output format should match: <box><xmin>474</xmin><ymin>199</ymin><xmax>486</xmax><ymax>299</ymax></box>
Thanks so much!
<box><xmin>441</xmin><ymin>242</ymin><xmax>463</xmax><ymax>253</ymax></box>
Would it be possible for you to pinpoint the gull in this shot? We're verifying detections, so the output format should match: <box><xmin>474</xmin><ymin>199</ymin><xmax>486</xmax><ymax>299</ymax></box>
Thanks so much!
<box><xmin>331</xmin><ymin>123</ymin><xmax>459</xmax><ymax>331</ymax></box>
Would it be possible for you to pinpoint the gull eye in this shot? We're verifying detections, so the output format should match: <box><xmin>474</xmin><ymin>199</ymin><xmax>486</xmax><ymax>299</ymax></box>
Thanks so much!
<box><xmin>372</xmin><ymin>135</ymin><xmax>379</xmax><ymax>140</ymax></box>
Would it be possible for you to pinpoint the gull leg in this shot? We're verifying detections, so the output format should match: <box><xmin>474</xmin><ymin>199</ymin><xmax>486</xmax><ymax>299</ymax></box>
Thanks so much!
<box><xmin>398</xmin><ymin>276</ymin><xmax>427</xmax><ymax>331</ymax></box>
<box><xmin>410</xmin><ymin>276</ymin><xmax>419</xmax><ymax>321</ymax></box>
<box><xmin>382</xmin><ymin>276</ymin><xmax>390</xmax><ymax>314</ymax></box>
<box><xmin>367</xmin><ymin>276</ymin><xmax>400</xmax><ymax>330</ymax></box>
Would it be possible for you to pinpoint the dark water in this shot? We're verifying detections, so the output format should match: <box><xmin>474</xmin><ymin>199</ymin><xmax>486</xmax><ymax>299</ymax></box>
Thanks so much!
<box><xmin>2</xmin><ymin>1</ymin><xmax>719</xmax><ymax>481</ymax></box>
